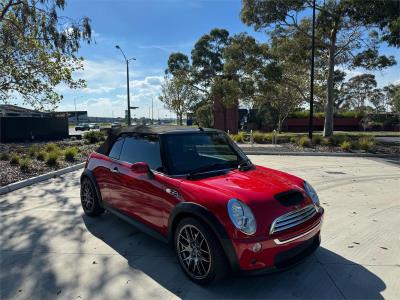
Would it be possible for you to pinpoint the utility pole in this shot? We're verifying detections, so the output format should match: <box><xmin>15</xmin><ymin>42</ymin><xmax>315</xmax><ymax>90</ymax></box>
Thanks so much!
<box><xmin>74</xmin><ymin>97</ymin><xmax>78</xmax><ymax>124</ymax></box>
<box><xmin>308</xmin><ymin>0</ymin><xmax>316</xmax><ymax>140</ymax></box>
<box><xmin>115</xmin><ymin>45</ymin><xmax>136</xmax><ymax>126</ymax></box>
<box><xmin>151</xmin><ymin>97</ymin><xmax>154</xmax><ymax>124</ymax></box>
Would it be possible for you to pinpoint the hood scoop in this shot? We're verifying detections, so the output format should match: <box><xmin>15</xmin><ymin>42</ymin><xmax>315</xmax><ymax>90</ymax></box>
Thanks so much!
<box><xmin>274</xmin><ymin>189</ymin><xmax>304</xmax><ymax>206</ymax></box>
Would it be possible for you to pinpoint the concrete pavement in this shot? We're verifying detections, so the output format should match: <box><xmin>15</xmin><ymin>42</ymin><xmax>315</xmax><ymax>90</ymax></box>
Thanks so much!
<box><xmin>1</xmin><ymin>156</ymin><xmax>399</xmax><ymax>299</ymax></box>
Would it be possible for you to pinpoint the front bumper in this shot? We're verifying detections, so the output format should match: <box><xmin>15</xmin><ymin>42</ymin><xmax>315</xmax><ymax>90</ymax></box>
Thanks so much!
<box><xmin>231</xmin><ymin>207</ymin><xmax>324</xmax><ymax>273</ymax></box>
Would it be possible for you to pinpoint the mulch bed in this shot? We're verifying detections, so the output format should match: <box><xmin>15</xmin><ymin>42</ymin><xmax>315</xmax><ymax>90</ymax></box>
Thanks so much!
<box><xmin>0</xmin><ymin>139</ymin><xmax>99</xmax><ymax>187</ymax></box>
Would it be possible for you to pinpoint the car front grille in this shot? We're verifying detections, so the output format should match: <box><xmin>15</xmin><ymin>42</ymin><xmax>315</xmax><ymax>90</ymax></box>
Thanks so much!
<box><xmin>270</xmin><ymin>204</ymin><xmax>317</xmax><ymax>234</ymax></box>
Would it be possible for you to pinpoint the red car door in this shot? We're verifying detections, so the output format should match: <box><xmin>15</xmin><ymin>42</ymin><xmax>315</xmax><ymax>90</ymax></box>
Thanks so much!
<box><xmin>108</xmin><ymin>134</ymin><xmax>178</xmax><ymax>234</ymax></box>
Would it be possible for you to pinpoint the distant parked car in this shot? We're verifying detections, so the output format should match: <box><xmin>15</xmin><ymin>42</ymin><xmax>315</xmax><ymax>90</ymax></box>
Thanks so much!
<box><xmin>89</xmin><ymin>123</ymin><xmax>100</xmax><ymax>129</ymax></box>
<box><xmin>111</xmin><ymin>122</ymin><xmax>122</xmax><ymax>129</ymax></box>
<box><xmin>75</xmin><ymin>123</ymin><xmax>90</xmax><ymax>131</ymax></box>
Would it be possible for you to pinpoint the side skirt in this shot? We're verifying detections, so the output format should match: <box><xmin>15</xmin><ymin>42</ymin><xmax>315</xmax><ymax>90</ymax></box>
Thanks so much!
<box><xmin>105</xmin><ymin>205</ymin><xmax>169</xmax><ymax>244</ymax></box>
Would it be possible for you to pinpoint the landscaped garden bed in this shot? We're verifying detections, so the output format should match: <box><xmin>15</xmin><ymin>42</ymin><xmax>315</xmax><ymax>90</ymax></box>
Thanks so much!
<box><xmin>0</xmin><ymin>131</ymin><xmax>105</xmax><ymax>187</ymax></box>
<box><xmin>231</xmin><ymin>131</ymin><xmax>400</xmax><ymax>155</ymax></box>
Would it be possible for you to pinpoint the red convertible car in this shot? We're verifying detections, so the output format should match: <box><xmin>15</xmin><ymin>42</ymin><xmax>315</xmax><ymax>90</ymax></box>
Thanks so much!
<box><xmin>80</xmin><ymin>125</ymin><xmax>324</xmax><ymax>284</ymax></box>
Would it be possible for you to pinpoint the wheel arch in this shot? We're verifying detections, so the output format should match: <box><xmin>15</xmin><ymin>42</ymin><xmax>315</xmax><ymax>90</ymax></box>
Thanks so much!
<box><xmin>168</xmin><ymin>202</ymin><xmax>240</xmax><ymax>272</ymax></box>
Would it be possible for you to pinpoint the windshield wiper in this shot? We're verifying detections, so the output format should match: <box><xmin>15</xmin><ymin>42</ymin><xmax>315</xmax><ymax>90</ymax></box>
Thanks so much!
<box><xmin>187</xmin><ymin>162</ymin><xmax>233</xmax><ymax>179</ymax></box>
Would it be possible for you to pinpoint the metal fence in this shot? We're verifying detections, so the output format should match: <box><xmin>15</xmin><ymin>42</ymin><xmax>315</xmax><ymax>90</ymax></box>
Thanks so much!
<box><xmin>0</xmin><ymin>116</ymin><xmax>68</xmax><ymax>143</ymax></box>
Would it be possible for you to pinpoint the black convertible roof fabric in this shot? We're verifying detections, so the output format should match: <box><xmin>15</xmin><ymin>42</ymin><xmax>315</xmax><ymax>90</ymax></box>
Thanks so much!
<box><xmin>96</xmin><ymin>125</ymin><xmax>217</xmax><ymax>155</ymax></box>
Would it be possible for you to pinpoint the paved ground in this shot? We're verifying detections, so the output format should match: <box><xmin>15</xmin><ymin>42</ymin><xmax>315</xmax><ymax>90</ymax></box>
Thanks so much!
<box><xmin>375</xmin><ymin>136</ymin><xmax>400</xmax><ymax>144</ymax></box>
<box><xmin>1</xmin><ymin>156</ymin><xmax>399</xmax><ymax>299</ymax></box>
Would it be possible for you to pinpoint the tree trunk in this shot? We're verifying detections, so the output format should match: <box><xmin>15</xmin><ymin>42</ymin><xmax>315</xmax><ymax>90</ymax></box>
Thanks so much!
<box><xmin>277</xmin><ymin>116</ymin><xmax>282</xmax><ymax>133</ymax></box>
<box><xmin>323</xmin><ymin>30</ymin><xmax>337</xmax><ymax>137</ymax></box>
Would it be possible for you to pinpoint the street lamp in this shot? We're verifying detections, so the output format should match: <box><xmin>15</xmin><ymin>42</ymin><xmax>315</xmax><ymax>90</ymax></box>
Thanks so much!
<box><xmin>115</xmin><ymin>45</ymin><xmax>136</xmax><ymax>126</ymax></box>
<box><xmin>308</xmin><ymin>0</ymin><xmax>316</xmax><ymax>139</ymax></box>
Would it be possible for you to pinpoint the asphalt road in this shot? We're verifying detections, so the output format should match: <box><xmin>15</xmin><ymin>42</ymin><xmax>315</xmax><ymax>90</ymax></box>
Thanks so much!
<box><xmin>1</xmin><ymin>156</ymin><xmax>399</xmax><ymax>299</ymax></box>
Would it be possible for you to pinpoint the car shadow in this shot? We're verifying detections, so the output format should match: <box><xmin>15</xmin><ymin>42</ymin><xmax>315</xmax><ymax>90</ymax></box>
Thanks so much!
<box><xmin>83</xmin><ymin>212</ymin><xmax>386</xmax><ymax>299</ymax></box>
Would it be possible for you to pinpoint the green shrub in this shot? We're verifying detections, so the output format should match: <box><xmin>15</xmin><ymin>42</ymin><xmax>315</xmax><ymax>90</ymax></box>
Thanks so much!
<box><xmin>231</xmin><ymin>132</ymin><xmax>245</xmax><ymax>143</ymax></box>
<box><xmin>45</xmin><ymin>143</ymin><xmax>59</xmax><ymax>152</ymax></box>
<box><xmin>0</xmin><ymin>152</ymin><xmax>10</xmax><ymax>161</ymax></box>
<box><xmin>359</xmin><ymin>136</ymin><xmax>376</xmax><ymax>151</ymax></box>
<box><xmin>290</xmin><ymin>136</ymin><xmax>298</xmax><ymax>144</ymax></box>
<box><xmin>28</xmin><ymin>145</ymin><xmax>40</xmax><ymax>157</ymax></box>
<box><xmin>249</xmin><ymin>131</ymin><xmax>274</xmax><ymax>144</ymax></box>
<box><xmin>20</xmin><ymin>158</ymin><xmax>32</xmax><ymax>172</ymax></box>
<box><xmin>340</xmin><ymin>141</ymin><xmax>352</xmax><ymax>151</ymax></box>
<box><xmin>10</xmin><ymin>154</ymin><xmax>20</xmax><ymax>165</ymax></box>
<box><xmin>327</xmin><ymin>135</ymin><xmax>347</xmax><ymax>146</ymax></box>
<box><xmin>64</xmin><ymin>147</ymin><xmax>78</xmax><ymax>161</ymax></box>
<box><xmin>298</xmin><ymin>137</ymin><xmax>312</xmax><ymax>148</ymax></box>
<box><xmin>46</xmin><ymin>151</ymin><xmax>60</xmax><ymax>166</ymax></box>
<box><xmin>312</xmin><ymin>135</ymin><xmax>323</xmax><ymax>145</ymax></box>
<box><xmin>36</xmin><ymin>151</ymin><xmax>47</xmax><ymax>161</ymax></box>
<box><xmin>83</xmin><ymin>131</ymin><xmax>105</xmax><ymax>144</ymax></box>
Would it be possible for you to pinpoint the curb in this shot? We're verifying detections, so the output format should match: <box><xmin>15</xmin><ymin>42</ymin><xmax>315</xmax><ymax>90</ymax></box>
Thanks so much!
<box><xmin>0</xmin><ymin>162</ymin><xmax>85</xmax><ymax>195</ymax></box>
<box><xmin>242</xmin><ymin>150</ymin><xmax>400</xmax><ymax>159</ymax></box>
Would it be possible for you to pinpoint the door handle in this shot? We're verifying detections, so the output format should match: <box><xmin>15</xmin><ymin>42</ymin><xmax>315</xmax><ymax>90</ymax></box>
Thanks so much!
<box><xmin>111</xmin><ymin>167</ymin><xmax>119</xmax><ymax>173</ymax></box>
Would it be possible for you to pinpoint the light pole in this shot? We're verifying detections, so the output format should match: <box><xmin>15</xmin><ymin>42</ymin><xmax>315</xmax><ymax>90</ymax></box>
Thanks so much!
<box><xmin>115</xmin><ymin>45</ymin><xmax>136</xmax><ymax>126</ymax></box>
<box><xmin>308</xmin><ymin>0</ymin><xmax>316</xmax><ymax>139</ymax></box>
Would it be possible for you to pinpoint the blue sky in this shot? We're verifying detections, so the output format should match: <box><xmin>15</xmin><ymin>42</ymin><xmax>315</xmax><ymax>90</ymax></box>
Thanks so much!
<box><xmin>54</xmin><ymin>0</ymin><xmax>399</xmax><ymax>118</ymax></box>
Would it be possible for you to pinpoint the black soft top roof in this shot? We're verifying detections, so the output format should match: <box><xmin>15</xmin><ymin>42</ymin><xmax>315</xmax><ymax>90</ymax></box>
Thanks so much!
<box><xmin>97</xmin><ymin>125</ymin><xmax>219</xmax><ymax>155</ymax></box>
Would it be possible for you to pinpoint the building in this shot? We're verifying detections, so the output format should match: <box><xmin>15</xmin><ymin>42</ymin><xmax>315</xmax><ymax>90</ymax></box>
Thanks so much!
<box><xmin>0</xmin><ymin>105</ymin><xmax>68</xmax><ymax>142</ymax></box>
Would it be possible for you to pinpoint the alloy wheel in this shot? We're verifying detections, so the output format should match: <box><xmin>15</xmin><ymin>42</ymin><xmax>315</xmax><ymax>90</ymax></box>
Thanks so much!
<box><xmin>81</xmin><ymin>180</ymin><xmax>94</xmax><ymax>211</ymax></box>
<box><xmin>177</xmin><ymin>224</ymin><xmax>212</xmax><ymax>279</ymax></box>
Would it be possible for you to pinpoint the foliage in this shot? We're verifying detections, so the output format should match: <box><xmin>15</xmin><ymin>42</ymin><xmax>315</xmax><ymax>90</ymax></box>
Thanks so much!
<box><xmin>298</xmin><ymin>137</ymin><xmax>312</xmax><ymax>148</ymax></box>
<box><xmin>10</xmin><ymin>154</ymin><xmax>20</xmax><ymax>165</ymax></box>
<box><xmin>312</xmin><ymin>135</ymin><xmax>323</xmax><ymax>145</ymax></box>
<box><xmin>83</xmin><ymin>131</ymin><xmax>105</xmax><ymax>144</ymax></box>
<box><xmin>45</xmin><ymin>143</ymin><xmax>59</xmax><ymax>152</ymax></box>
<box><xmin>195</xmin><ymin>103</ymin><xmax>213</xmax><ymax>128</ymax></box>
<box><xmin>0</xmin><ymin>0</ymin><xmax>91</xmax><ymax>109</ymax></box>
<box><xmin>36</xmin><ymin>150</ymin><xmax>47</xmax><ymax>161</ymax></box>
<box><xmin>159</xmin><ymin>72</ymin><xmax>199</xmax><ymax>125</ymax></box>
<box><xmin>46</xmin><ymin>150</ymin><xmax>59</xmax><ymax>166</ymax></box>
<box><xmin>231</xmin><ymin>132</ymin><xmax>245</xmax><ymax>143</ymax></box>
<box><xmin>64</xmin><ymin>146</ymin><xmax>78</xmax><ymax>161</ymax></box>
<box><xmin>28</xmin><ymin>145</ymin><xmax>39</xmax><ymax>157</ymax></box>
<box><xmin>20</xmin><ymin>157</ymin><xmax>32</xmax><ymax>172</ymax></box>
<box><xmin>0</xmin><ymin>152</ymin><xmax>10</xmax><ymax>160</ymax></box>
<box><xmin>340</xmin><ymin>140</ymin><xmax>352</xmax><ymax>151</ymax></box>
<box><xmin>240</xmin><ymin>0</ymin><xmax>397</xmax><ymax>137</ymax></box>
<box><xmin>359</xmin><ymin>136</ymin><xmax>376</xmax><ymax>151</ymax></box>
<box><xmin>384</xmin><ymin>84</ymin><xmax>400</xmax><ymax>113</ymax></box>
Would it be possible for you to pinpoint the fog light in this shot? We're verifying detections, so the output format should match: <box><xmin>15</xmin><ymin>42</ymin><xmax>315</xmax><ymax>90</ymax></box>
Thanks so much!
<box><xmin>252</xmin><ymin>242</ymin><xmax>262</xmax><ymax>252</ymax></box>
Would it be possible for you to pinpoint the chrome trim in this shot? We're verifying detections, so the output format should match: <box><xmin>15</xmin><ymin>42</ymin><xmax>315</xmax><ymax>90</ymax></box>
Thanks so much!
<box><xmin>273</xmin><ymin>220</ymin><xmax>321</xmax><ymax>245</ymax></box>
<box><xmin>270</xmin><ymin>204</ymin><xmax>317</xmax><ymax>234</ymax></box>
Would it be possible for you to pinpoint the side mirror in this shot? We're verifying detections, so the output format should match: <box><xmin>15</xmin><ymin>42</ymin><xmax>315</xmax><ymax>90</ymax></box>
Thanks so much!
<box><xmin>131</xmin><ymin>162</ymin><xmax>154</xmax><ymax>179</ymax></box>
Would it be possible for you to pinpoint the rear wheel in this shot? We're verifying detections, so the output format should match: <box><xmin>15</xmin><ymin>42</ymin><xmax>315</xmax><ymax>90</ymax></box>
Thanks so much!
<box><xmin>174</xmin><ymin>217</ymin><xmax>228</xmax><ymax>285</ymax></box>
<box><xmin>80</xmin><ymin>177</ymin><xmax>104</xmax><ymax>217</ymax></box>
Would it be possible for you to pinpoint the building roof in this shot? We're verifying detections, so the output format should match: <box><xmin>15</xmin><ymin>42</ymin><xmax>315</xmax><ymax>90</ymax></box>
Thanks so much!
<box><xmin>0</xmin><ymin>104</ymin><xmax>45</xmax><ymax>114</ymax></box>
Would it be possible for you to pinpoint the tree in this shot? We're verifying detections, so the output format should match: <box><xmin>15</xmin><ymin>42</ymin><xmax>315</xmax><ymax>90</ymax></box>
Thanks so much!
<box><xmin>159</xmin><ymin>72</ymin><xmax>199</xmax><ymax>125</ymax></box>
<box><xmin>343</xmin><ymin>74</ymin><xmax>377</xmax><ymax>112</ymax></box>
<box><xmin>241</xmin><ymin>0</ymin><xmax>397</xmax><ymax>136</ymax></box>
<box><xmin>384</xmin><ymin>84</ymin><xmax>400</xmax><ymax>113</ymax></box>
<box><xmin>0</xmin><ymin>0</ymin><xmax>91</xmax><ymax>109</ymax></box>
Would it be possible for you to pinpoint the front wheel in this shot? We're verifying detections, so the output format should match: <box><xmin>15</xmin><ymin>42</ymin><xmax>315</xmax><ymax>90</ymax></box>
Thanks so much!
<box><xmin>80</xmin><ymin>177</ymin><xmax>104</xmax><ymax>217</ymax></box>
<box><xmin>174</xmin><ymin>217</ymin><xmax>228</xmax><ymax>285</ymax></box>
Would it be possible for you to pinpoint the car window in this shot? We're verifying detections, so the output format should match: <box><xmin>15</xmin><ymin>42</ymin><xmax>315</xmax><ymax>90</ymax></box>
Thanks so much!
<box><xmin>119</xmin><ymin>134</ymin><xmax>162</xmax><ymax>171</ymax></box>
<box><xmin>162</xmin><ymin>132</ymin><xmax>242</xmax><ymax>175</ymax></box>
<box><xmin>108</xmin><ymin>136</ymin><xmax>125</xmax><ymax>159</ymax></box>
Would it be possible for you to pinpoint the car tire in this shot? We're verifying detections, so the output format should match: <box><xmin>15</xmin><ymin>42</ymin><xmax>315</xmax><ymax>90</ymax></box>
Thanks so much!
<box><xmin>80</xmin><ymin>177</ymin><xmax>104</xmax><ymax>217</ymax></box>
<box><xmin>174</xmin><ymin>217</ymin><xmax>228</xmax><ymax>285</ymax></box>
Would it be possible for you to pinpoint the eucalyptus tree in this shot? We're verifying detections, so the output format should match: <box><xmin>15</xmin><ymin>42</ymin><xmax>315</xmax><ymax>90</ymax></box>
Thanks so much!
<box><xmin>241</xmin><ymin>0</ymin><xmax>397</xmax><ymax>136</ymax></box>
<box><xmin>0</xmin><ymin>0</ymin><xmax>92</xmax><ymax>110</ymax></box>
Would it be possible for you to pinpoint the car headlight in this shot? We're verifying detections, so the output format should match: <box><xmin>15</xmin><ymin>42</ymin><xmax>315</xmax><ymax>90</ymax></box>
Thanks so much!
<box><xmin>227</xmin><ymin>199</ymin><xmax>256</xmax><ymax>235</ymax></box>
<box><xmin>304</xmin><ymin>181</ymin><xmax>320</xmax><ymax>207</ymax></box>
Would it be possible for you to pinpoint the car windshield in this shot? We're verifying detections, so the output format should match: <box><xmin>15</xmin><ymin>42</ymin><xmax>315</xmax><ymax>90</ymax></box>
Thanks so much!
<box><xmin>162</xmin><ymin>132</ymin><xmax>247</xmax><ymax>176</ymax></box>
